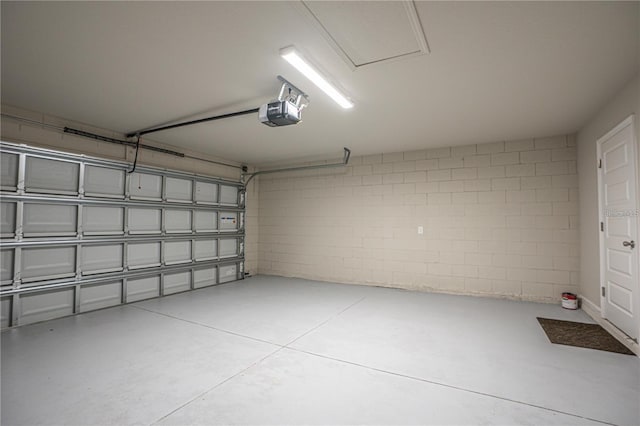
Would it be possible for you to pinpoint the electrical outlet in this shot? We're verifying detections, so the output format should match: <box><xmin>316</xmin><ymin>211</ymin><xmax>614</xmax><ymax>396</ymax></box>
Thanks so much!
<box><xmin>418</xmin><ymin>226</ymin><xmax>424</xmax><ymax>235</ymax></box>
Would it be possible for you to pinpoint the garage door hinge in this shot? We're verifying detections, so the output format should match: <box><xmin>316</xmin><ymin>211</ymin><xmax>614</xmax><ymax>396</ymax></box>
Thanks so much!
<box><xmin>602</xmin><ymin>287</ymin><xmax>606</xmax><ymax>297</ymax></box>
<box><xmin>598</xmin><ymin>159</ymin><xmax>602</xmax><ymax>168</ymax></box>
<box><xmin>600</xmin><ymin>222</ymin><xmax>604</xmax><ymax>232</ymax></box>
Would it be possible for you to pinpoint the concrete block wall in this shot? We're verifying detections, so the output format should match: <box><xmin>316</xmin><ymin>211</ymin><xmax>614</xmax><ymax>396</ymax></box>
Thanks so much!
<box><xmin>258</xmin><ymin>135</ymin><xmax>580</xmax><ymax>302</ymax></box>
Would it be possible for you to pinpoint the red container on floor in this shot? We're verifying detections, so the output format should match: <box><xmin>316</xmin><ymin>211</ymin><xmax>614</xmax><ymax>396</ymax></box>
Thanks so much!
<box><xmin>562</xmin><ymin>292</ymin><xmax>578</xmax><ymax>310</ymax></box>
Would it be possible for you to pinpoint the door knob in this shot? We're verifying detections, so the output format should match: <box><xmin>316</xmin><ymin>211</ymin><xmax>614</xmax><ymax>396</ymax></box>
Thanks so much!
<box><xmin>622</xmin><ymin>240</ymin><xmax>635</xmax><ymax>249</ymax></box>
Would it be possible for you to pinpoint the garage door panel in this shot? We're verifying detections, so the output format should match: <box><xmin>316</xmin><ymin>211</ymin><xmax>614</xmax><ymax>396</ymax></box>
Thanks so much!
<box><xmin>165</xmin><ymin>210</ymin><xmax>192</xmax><ymax>233</ymax></box>
<box><xmin>1</xmin><ymin>202</ymin><xmax>16</xmax><ymax>238</ymax></box>
<box><xmin>128</xmin><ymin>208</ymin><xmax>161</xmax><ymax>234</ymax></box>
<box><xmin>166</xmin><ymin>177</ymin><xmax>193</xmax><ymax>203</ymax></box>
<box><xmin>194</xmin><ymin>239</ymin><xmax>217</xmax><ymax>261</ymax></box>
<box><xmin>195</xmin><ymin>181</ymin><xmax>218</xmax><ymax>204</ymax></box>
<box><xmin>20</xmin><ymin>288</ymin><xmax>74</xmax><ymax>325</ymax></box>
<box><xmin>127</xmin><ymin>276</ymin><xmax>160</xmax><ymax>302</ymax></box>
<box><xmin>84</xmin><ymin>165</ymin><xmax>125</xmax><ymax>198</ymax></box>
<box><xmin>83</xmin><ymin>206</ymin><xmax>124</xmax><ymax>235</ymax></box>
<box><xmin>164</xmin><ymin>271</ymin><xmax>191</xmax><ymax>294</ymax></box>
<box><xmin>0</xmin><ymin>297</ymin><xmax>11</xmax><ymax>328</ymax></box>
<box><xmin>165</xmin><ymin>241</ymin><xmax>192</xmax><ymax>265</ymax></box>
<box><xmin>23</xmin><ymin>204</ymin><xmax>77</xmax><ymax>236</ymax></box>
<box><xmin>1</xmin><ymin>152</ymin><xmax>18</xmax><ymax>190</ymax></box>
<box><xmin>194</xmin><ymin>267</ymin><xmax>217</xmax><ymax>288</ymax></box>
<box><xmin>219</xmin><ymin>264</ymin><xmax>238</xmax><ymax>283</ymax></box>
<box><xmin>128</xmin><ymin>242</ymin><xmax>161</xmax><ymax>269</ymax></box>
<box><xmin>21</xmin><ymin>246</ymin><xmax>76</xmax><ymax>282</ymax></box>
<box><xmin>129</xmin><ymin>172</ymin><xmax>162</xmax><ymax>200</ymax></box>
<box><xmin>80</xmin><ymin>281</ymin><xmax>122</xmax><ymax>312</ymax></box>
<box><xmin>82</xmin><ymin>244</ymin><xmax>123</xmax><ymax>275</ymax></box>
<box><xmin>25</xmin><ymin>157</ymin><xmax>79</xmax><ymax>195</ymax></box>
<box><xmin>220</xmin><ymin>212</ymin><xmax>239</xmax><ymax>231</ymax></box>
<box><xmin>220</xmin><ymin>185</ymin><xmax>239</xmax><ymax>205</ymax></box>
<box><xmin>1</xmin><ymin>249</ymin><xmax>15</xmax><ymax>284</ymax></box>
<box><xmin>219</xmin><ymin>238</ymin><xmax>239</xmax><ymax>258</ymax></box>
<box><xmin>194</xmin><ymin>211</ymin><xmax>217</xmax><ymax>232</ymax></box>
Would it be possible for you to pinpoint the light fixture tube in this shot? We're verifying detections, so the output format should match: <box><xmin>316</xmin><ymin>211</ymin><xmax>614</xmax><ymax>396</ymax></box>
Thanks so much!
<box><xmin>280</xmin><ymin>46</ymin><xmax>354</xmax><ymax>109</ymax></box>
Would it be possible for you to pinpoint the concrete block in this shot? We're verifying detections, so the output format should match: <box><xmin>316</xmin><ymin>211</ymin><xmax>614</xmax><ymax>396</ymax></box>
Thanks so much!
<box><xmin>404</xmin><ymin>171</ymin><xmax>427</xmax><ymax>183</ymax></box>
<box><xmin>491</xmin><ymin>152</ymin><xmax>520</xmax><ymax>166</ymax></box>
<box><xmin>427</xmin><ymin>169</ymin><xmax>451</xmax><ymax>182</ymax></box>
<box><xmin>505</xmin><ymin>139</ymin><xmax>534</xmax><ymax>152</ymax></box>
<box><xmin>362</xmin><ymin>154</ymin><xmax>383</xmax><ymax>164</ymax></box>
<box><xmin>452</xmin><ymin>168</ymin><xmax>478</xmax><ymax>180</ymax></box>
<box><xmin>415</xmin><ymin>182</ymin><xmax>440</xmax><ymax>193</ymax></box>
<box><xmin>451</xmin><ymin>144</ymin><xmax>477</xmax><ymax>157</ymax></box>
<box><xmin>536</xmin><ymin>162</ymin><xmax>569</xmax><ymax>176</ymax></box>
<box><xmin>439</xmin><ymin>180</ymin><xmax>464</xmax><ymax>193</ymax></box>
<box><xmin>393</xmin><ymin>161</ymin><xmax>417</xmax><ymax>173</ymax></box>
<box><xmin>521</xmin><ymin>176</ymin><xmax>552</xmax><ymax>189</ymax></box>
<box><xmin>403</xmin><ymin>150</ymin><xmax>427</xmax><ymax>160</ymax></box>
<box><xmin>362</xmin><ymin>175</ymin><xmax>383</xmax><ymax>186</ymax></box>
<box><xmin>477</xmin><ymin>141</ymin><xmax>505</xmax><ymax>154</ymax></box>
<box><xmin>383</xmin><ymin>152</ymin><xmax>404</xmax><ymax>163</ymax></box>
<box><xmin>426</xmin><ymin>147</ymin><xmax>451</xmax><ymax>159</ymax></box>
<box><xmin>383</xmin><ymin>173</ymin><xmax>404</xmax><ymax>184</ymax></box>
<box><xmin>491</xmin><ymin>177</ymin><xmax>520</xmax><ymax>191</ymax></box>
<box><xmin>452</xmin><ymin>192</ymin><xmax>478</xmax><ymax>204</ymax></box>
<box><xmin>415</xmin><ymin>159</ymin><xmax>439</xmax><ymax>170</ymax></box>
<box><xmin>535</xmin><ymin>136</ymin><xmax>567</xmax><ymax>150</ymax></box>
<box><xmin>463</xmin><ymin>155</ymin><xmax>491</xmax><ymax>168</ymax></box>
<box><xmin>439</xmin><ymin>157</ymin><xmax>464</xmax><ymax>169</ymax></box>
<box><xmin>464</xmin><ymin>179</ymin><xmax>491</xmax><ymax>192</ymax></box>
<box><xmin>520</xmin><ymin>150</ymin><xmax>551</xmax><ymax>164</ymax></box>
<box><xmin>506</xmin><ymin>164</ymin><xmax>535</xmax><ymax>177</ymax></box>
<box><xmin>551</xmin><ymin>148</ymin><xmax>576</xmax><ymax>162</ymax></box>
<box><xmin>478</xmin><ymin>166</ymin><xmax>506</xmax><ymax>179</ymax></box>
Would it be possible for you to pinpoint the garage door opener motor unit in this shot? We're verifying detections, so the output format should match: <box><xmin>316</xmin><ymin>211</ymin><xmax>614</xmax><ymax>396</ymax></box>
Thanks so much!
<box><xmin>124</xmin><ymin>75</ymin><xmax>309</xmax><ymax>144</ymax></box>
<box><xmin>259</xmin><ymin>76</ymin><xmax>309</xmax><ymax>127</ymax></box>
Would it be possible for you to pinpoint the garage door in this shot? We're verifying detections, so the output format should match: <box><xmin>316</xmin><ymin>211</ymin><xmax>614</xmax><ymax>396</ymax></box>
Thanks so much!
<box><xmin>0</xmin><ymin>142</ymin><xmax>245</xmax><ymax>328</ymax></box>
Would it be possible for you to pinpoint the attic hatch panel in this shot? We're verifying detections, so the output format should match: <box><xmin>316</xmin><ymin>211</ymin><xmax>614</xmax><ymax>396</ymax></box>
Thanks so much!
<box><xmin>301</xmin><ymin>0</ymin><xmax>429</xmax><ymax>69</ymax></box>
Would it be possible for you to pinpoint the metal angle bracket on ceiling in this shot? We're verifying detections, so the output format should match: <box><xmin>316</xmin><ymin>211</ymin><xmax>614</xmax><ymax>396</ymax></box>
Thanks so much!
<box><xmin>242</xmin><ymin>147</ymin><xmax>351</xmax><ymax>186</ymax></box>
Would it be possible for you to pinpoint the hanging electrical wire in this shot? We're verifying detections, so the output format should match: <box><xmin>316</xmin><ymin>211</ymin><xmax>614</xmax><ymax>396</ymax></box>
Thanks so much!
<box><xmin>128</xmin><ymin>133</ymin><xmax>141</xmax><ymax>174</ymax></box>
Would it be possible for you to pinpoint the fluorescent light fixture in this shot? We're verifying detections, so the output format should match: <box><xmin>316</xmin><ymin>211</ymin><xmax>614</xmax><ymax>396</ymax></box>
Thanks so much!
<box><xmin>280</xmin><ymin>46</ymin><xmax>354</xmax><ymax>109</ymax></box>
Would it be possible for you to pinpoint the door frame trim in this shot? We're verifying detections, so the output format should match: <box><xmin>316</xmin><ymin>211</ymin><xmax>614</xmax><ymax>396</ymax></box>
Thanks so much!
<box><xmin>596</xmin><ymin>114</ymin><xmax>639</xmax><ymax>340</ymax></box>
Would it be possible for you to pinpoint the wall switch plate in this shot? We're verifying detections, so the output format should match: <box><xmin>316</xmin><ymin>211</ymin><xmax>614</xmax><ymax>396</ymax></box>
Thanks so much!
<box><xmin>418</xmin><ymin>226</ymin><xmax>424</xmax><ymax>235</ymax></box>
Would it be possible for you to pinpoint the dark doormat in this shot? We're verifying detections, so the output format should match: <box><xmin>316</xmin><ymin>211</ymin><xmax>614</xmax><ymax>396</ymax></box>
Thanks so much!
<box><xmin>537</xmin><ymin>318</ymin><xmax>635</xmax><ymax>355</ymax></box>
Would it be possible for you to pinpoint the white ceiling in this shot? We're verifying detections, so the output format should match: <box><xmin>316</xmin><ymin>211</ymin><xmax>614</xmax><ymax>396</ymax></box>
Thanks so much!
<box><xmin>2</xmin><ymin>1</ymin><xmax>638</xmax><ymax>166</ymax></box>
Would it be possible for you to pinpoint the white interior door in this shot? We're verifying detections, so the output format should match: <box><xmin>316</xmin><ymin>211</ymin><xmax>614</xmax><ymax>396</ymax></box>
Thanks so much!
<box><xmin>598</xmin><ymin>116</ymin><xmax>639</xmax><ymax>340</ymax></box>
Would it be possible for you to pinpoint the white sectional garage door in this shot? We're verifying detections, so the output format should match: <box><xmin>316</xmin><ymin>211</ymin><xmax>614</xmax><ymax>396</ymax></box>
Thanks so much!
<box><xmin>0</xmin><ymin>142</ymin><xmax>245</xmax><ymax>328</ymax></box>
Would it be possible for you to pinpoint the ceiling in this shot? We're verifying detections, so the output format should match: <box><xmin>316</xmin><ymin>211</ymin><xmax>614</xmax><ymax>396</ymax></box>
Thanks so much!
<box><xmin>2</xmin><ymin>1</ymin><xmax>638</xmax><ymax>166</ymax></box>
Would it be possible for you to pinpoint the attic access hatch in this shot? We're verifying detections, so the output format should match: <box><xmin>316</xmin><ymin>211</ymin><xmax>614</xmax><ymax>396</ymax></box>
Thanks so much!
<box><xmin>294</xmin><ymin>0</ymin><xmax>429</xmax><ymax>70</ymax></box>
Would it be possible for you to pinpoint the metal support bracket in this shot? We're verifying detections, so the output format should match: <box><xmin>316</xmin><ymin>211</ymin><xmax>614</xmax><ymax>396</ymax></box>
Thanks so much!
<box><xmin>277</xmin><ymin>75</ymin><xmax>309</xmax><ymax>110</ymax></box>
<box><xmin>242</xmin><ymin>147</ymin><xmax>351</xmax><ymax>186</ymax></box>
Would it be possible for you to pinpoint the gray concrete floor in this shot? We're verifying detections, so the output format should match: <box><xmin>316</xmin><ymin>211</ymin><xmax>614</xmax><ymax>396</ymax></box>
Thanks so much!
<box><xmin>2</xmin><ymin>275</ymin><xmax>639</xmax><ymax>426</ymax></box>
